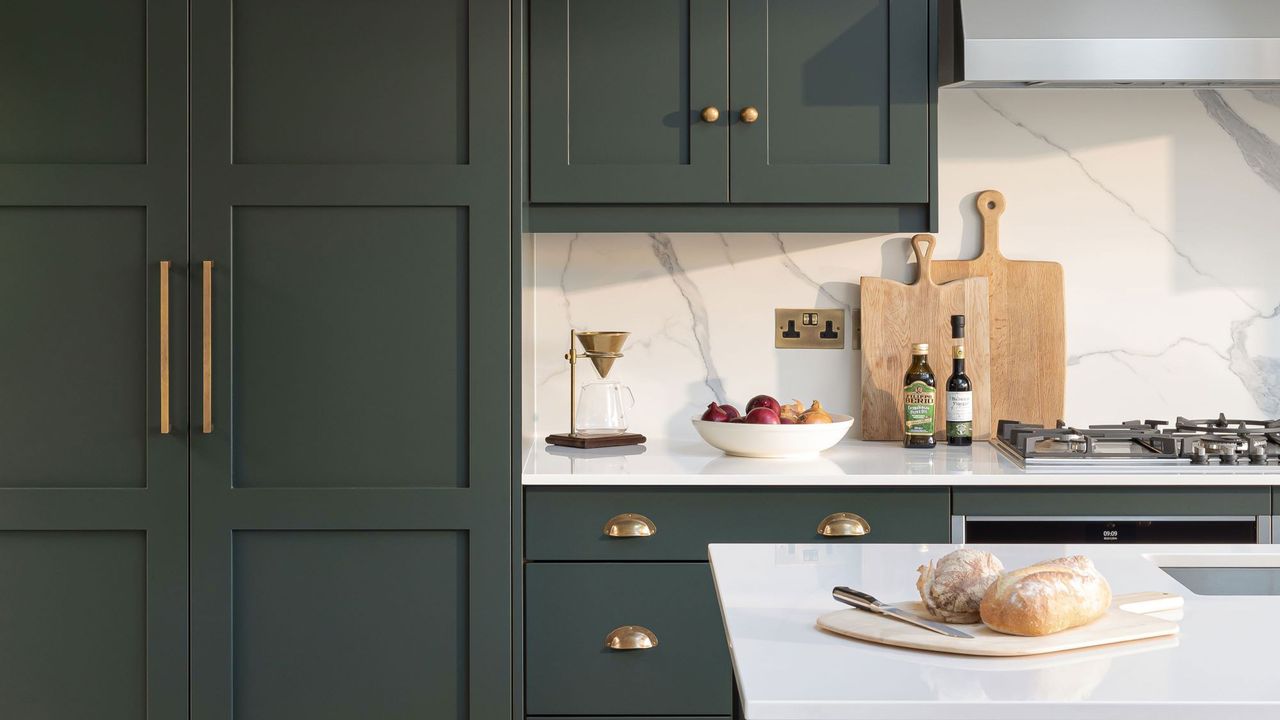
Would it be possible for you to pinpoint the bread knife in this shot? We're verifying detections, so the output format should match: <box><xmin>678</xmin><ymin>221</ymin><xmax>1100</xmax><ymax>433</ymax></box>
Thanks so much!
<box><xmin>832</xmin><ymin>586</ymin><xmax>974</xmax><ymax>639</ymax></box>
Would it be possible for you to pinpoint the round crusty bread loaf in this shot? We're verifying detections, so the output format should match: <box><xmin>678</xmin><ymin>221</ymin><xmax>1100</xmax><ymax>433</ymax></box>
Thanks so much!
<box><xmin>979</xmin><ymin>556</ymin><xmax>1112</xmax><ymax>636</ymax></box>
<box><xmin>916</xmin><ymin>549</ymin><xmax>1004</xmax><ymax>623</ymax></box>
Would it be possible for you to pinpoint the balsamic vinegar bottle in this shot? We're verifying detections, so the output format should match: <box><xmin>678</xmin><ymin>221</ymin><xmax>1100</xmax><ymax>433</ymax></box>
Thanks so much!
<box><xmin>946</xmin><ymin>315</ymin><xmax>974</xmax><ymax>446</ymax></box>
<box><xmin>902</xmin><ymin>343</ymin><xmax>937</xmax><ymax>449</ymax></box>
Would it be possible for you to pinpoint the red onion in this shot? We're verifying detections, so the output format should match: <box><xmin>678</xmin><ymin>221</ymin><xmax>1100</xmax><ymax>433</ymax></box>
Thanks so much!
<box><xmin>745</xmin><ymin>407</ymin><xmax>781</xmax><ymax>424</ymax></box>
<box><xmin>745</xmin><ymin>395</ymin><xmax>781</xmax><ymax>415</ymax></box>
<box><xmin>700</xmin><ymin>402</ymin><xmax>730</xmax><ymax>422</ymax></box>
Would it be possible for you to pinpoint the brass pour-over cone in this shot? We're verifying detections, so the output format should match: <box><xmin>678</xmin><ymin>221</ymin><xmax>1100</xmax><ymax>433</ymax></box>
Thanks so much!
<box><xmin>588</xmin><ymin>355</ymin><xmax>617</xmax><ymax>378</ymax></box>
<box><xmin>575</xmin><ymin>331</ymin><xmax>628</xmax><ymax>378</ymax></box>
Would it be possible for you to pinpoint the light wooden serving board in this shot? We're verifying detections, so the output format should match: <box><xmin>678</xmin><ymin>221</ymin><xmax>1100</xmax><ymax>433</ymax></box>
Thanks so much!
<box><xmin>931</xmin><ymin>190</ymin><xmax>1066</xmax><ymax>430</ymax></box>
<box><xmin>860</xmin><ymin>234</ymin><xmax>991</xmax><ymax>441</ymax></box>
<box><xmin>816</xmin><ymin>592</ymin><xmax>1181</xmax><ymax>657</ymax></box>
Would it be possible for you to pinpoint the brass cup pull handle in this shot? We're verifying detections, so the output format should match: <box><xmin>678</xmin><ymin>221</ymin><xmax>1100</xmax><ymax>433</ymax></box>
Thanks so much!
<box><xmin>202</xmin><ymin>260</ymin><xmax>213</xmax><ymax>434</ymax></box>
<box><xmin>602</xmin><ymin>513</ymin><xmax>656</xmax><ymax>538</ymax></box>
<box><xmin>700</xmin><ymin>106</ymin><xmax>720</xmax><ymax>123</ymax></box>
<box><xmin>604</xmin><ymin>625</ymin><xmax>658</xmax><ymax>651</ymax></box>
<box><xmin>740</xmin><ymin>106</ymin><xmax>760</xmax><ymax>123</ymax></box>
<box><xmin>159</xmin><ymin>261</ymin><xmax>171</xmax><ymax>434</ymax></box>
<box><xmin>817</xmin><ymin>512</ymin><xmax>870</xmax><ymax>537</ymax></box>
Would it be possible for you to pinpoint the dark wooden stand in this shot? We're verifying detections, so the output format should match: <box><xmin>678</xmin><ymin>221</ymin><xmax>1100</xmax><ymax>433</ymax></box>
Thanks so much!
<box><xmin>545</xmin><ymin>432</ymin><xmax>646</xmax><ymax>449</ymax></box>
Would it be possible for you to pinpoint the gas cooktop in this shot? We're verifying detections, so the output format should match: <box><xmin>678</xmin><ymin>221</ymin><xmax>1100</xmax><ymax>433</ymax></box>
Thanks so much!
<box><xmin>991</xmin><ymin>414</ymin><xmax>1280</xmax><ymax>466</ymax></box>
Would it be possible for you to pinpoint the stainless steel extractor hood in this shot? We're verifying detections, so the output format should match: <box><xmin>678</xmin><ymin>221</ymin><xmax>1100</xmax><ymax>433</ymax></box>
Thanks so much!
<box><xmin>940</xmin><ymin>0</ymin><xmax>1280</xmax><ymax>88</ymax></box>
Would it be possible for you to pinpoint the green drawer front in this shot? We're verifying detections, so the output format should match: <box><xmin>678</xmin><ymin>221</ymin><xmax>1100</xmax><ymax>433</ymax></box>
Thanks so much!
<box><xmin>525</xmin><ymin>487</ymin><xmax>950</xmax><ymax>561</ymax></box>
<box><xmin>953</xmin><ymin>487</ymin><xmax>1271</xmax><ymax>517</ymax></box>
<box><xmin>526</xmin><ymin>563</ymin><xmax>730</xmax><ymax>716</ymax></box>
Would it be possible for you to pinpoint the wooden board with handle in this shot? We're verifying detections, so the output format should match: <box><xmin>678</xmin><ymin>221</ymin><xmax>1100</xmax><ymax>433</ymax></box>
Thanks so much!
<box><xmin>860</xmin><ymin>234</ymin><xmax>991</xmax><ymax>441</ymax></box>
<box><xmin>931</xmin><ymin>190</ymin><xmax>1066</xmax><ymax>430</ymax></box>
<box><xmin>816</xmin><ymin>592</ymin><xmax>1181</xmax><ymax>657</ymax></box>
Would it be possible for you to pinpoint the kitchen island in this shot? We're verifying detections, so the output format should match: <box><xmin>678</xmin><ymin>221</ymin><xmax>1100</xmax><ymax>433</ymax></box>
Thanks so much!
<box><xmin>708</xmin><ymin>543</ymin><xmax>1280</xmax><ymax>719</ymax></box>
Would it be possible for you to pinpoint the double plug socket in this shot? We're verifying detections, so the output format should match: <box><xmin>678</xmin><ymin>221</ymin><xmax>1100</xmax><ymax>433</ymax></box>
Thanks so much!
<box><xmin>775</xmin><ymin>308</ymin><xmax>855</xmax><ymax>349</ymax></box>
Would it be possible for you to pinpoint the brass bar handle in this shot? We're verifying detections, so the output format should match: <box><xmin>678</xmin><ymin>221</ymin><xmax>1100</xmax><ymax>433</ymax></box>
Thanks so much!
<box><xmin>602</xmin><ymin>513</ymin><xmax>656</xmax><ymax>538</ymax></box>
<box><xmin>817</xmin><ymin>512</ymin><xmax>870</xmax><ymax>537</ymax></box>
<box><xmin>604</xmin><ymin>625</ymin><xmax>658</xmax><ymax>651</ymax></box>
<box><xmin>159</xmin><ymin>261</ymin><xmax>171</xmax><ymax>434</ymax></box>
<box><xmin>202</xmin><ymin>260</ymin><xmax>213</xmax><ymax>434</ymax></box>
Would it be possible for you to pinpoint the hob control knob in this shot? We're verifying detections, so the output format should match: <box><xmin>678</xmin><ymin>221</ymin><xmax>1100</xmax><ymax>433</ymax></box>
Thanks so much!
<box><xmin>1190</xmin><ymin>446</ymin><xmax>1209</xmax><ymax>465</ymax></box>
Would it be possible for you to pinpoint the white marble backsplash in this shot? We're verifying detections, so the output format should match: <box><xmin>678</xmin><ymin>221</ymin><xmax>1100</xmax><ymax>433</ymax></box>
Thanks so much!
<box><xmin>530</xmin><ymin>89</ymin><xmax>1280</xmax><ymax>440</ymax></box>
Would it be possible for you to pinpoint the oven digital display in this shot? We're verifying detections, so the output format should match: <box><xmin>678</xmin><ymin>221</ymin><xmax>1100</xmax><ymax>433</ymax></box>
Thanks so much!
<box><xmin>965</xmin><ymin>519</ymin><xmax>1258</xmax><ymax>544</ymax></box>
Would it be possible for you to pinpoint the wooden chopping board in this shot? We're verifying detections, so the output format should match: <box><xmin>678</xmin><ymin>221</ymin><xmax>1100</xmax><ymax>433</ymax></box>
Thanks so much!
<box><xmin>860</xmin><ymin>234</ymin><xmax>991</xmax><ymax>441</ymax></box>
<box><xmin>816</xmin><ymin>592</ymin><xmax>1181</xmax><ymax>657</ymax></box>
<box><xmin>931</xmin><ymin>190</ymin><xmax>1066</xmax><ymax>429</ymax></box>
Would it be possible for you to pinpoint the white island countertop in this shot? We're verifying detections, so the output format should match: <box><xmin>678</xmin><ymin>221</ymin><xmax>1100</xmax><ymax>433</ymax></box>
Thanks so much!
<box><xmin>523</xmin><ymin>439</ymin><xmax>1280</xmax><ymax>486</ymax></box>
<box><xmin>708</xmin><ymin>543</ymin><xmax>1280</xmax><ymax>720</ymax></box>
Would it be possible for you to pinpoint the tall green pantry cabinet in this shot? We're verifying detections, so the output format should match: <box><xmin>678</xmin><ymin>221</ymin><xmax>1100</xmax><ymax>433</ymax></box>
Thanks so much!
<box><xmin>0</xmin><ymin>1</ymin><xmax>188</xmax><ymax>717</ymax></box>
<box><xmin>0</xmin><ymin>0</ymin><xmax>512</xmax><ymax>717</ymax></box>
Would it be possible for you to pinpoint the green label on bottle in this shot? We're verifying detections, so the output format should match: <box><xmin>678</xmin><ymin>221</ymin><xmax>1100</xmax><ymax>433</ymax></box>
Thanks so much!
<box><xmin>903</xmin><ymin>380</ymin><xmax>936</xmax><ymax>436</ymax></box>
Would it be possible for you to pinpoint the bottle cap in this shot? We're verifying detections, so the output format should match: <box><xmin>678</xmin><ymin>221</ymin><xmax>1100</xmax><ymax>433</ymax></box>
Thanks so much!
<box><xmin>951</xmin><ymin>314</ymin><xmax>965</xmax><ymax>338</ymax></box>
<box><xmin>911</xmin><ymin>342</ymin><xmax>929</xmax><ymax>354</ymax></box>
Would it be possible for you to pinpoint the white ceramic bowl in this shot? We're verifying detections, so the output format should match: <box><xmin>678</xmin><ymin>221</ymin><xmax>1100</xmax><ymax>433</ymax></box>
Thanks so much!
<box><xmin>691</xmin><ymin>413</ymin><xmax>854</xmax><ymax>458</ymax></box>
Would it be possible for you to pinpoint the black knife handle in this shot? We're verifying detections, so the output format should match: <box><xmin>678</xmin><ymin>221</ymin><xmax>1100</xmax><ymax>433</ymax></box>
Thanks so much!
<box><xmin>832</xmin><ymin>586</ymin><xmax>884</xmax><ymax>611</ymax></box>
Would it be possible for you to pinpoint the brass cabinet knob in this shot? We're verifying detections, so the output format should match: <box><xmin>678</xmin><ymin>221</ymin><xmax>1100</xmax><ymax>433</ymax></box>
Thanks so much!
<box><xmin>604</xmin><ymin>625</ymin><xmax>658</xmax><ymax>650</ymax></box>
<box><xmin>603</xmin><ymin>512</ymin><xmax>656</xmax><ymax>538</ymax></box>
<box><xmin>739</xmin><ymin>106</ymin><xmax>760</xmax><ymax>123</ymax></box>
<box><xmin>700</xmin><ymin>106</ymin><xmax>720</xmax><ymax>123</ymax></box>
<box><xmin>817</xmin><ymin>512</ymin><xmax>870</xmax><ymax>537</ymax></box>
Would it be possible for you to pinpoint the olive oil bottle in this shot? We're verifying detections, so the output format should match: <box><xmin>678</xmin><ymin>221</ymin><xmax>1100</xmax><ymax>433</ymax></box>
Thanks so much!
<box><xmin>946</xmin><ymin>315</ymin><xmax>974</xmax><ymax>446</ymax></box>
<box><xmin>902</xmin><ymin>343</ymin><xmax>936</xmax><ymax>448</ymax></box>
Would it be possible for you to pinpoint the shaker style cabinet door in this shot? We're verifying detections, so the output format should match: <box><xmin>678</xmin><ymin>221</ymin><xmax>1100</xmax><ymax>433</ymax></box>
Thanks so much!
<box><xmin>729</xmin><ymin>0</ymin><xmax>930</xmax><ymax>203</ymax></box>
<box><xmin>0</xmin><ymin>1</ymin><xmax>189</xmax><ymax>718</ymax></box>
<box><xmin>530</xmin><ymin>0</ymin><xmax>729</xmax><ymax>203</ymax></box>
<box><xmin>189</xmin><ymin>0</ymin><xmax>512</xmax><ymax>718</ymax></box>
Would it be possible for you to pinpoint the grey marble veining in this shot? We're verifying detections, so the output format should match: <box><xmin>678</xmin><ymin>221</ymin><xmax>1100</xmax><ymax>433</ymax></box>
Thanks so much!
<box><xmin>1229</xmin><ymin>304</ymin><xmax>1280</xmax><ymax>417</ymax></box>
<box><xmin>772</xmin><ymin>233</ymin><xmax>850</xmax><ymax>310</ymax></box>
<box><xmin>978</xmin><ymin>91</ymin><xmax>1264</xmax><ymax>315</ymax></box>
<box><xmin>649</xmin><ymin>232</ymin><xmax>727</xmax><ymax>404</ymax></box>
<box><xmin>1197</xmin><ymin>90</ymin><xmax>1280</xmax><ymax>197</ymax></box>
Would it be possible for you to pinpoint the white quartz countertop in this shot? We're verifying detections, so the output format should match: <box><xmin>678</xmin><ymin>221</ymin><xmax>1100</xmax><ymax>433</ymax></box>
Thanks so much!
<box><xmin>708</xmin><ymin>543</ymin><xmax>1280</xmax><ymax>719</ymax></box>
<box><xmin>523</xmin><ymin>439</ymin><xmax>1280</xmax><ymax>486</ymax></box>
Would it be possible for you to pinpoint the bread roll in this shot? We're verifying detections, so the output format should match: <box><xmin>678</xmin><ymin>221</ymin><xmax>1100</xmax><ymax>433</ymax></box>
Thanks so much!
<box><xmin>916</xmin><ymin>549</ymin><xmax>1004</xmax><ymax>623</ymax></box>
<box><xmin>980</xmin><ymin>555</ymin><xmax>1112</xmax><ymax>636</ymax></box>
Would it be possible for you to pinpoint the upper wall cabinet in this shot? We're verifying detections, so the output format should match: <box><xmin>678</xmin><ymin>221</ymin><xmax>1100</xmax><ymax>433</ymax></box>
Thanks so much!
<box><xmin>528</xmin><ymin>0</ymin><xmax>936</xmax><ymax>232</ymax></box>
<box><xmin>531</xmin><ymin>0</ymin><xmax>728</xmax><ymax>203</ymax></box>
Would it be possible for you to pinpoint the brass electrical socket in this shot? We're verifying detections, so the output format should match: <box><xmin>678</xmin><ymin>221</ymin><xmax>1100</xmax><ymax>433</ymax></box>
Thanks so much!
<box><xmin>775</xmin><ymin>308</ymin><xmax>845</xmax><ymax>349</ymax></box>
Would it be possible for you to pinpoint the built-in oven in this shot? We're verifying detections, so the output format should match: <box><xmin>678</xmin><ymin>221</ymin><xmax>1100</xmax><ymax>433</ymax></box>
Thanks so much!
<box><xmin>951</xmin><ymin>515</ymin><xmax>1275</xmax><ymax>544</ymax></box>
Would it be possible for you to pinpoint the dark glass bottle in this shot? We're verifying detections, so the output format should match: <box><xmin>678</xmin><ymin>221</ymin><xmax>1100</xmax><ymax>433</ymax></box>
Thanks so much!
<box><xmin>902</xmin><ymin>343</ymin><xmax>936</xmax><ymax>449</ymax></box>
<box><xmin>946</xmin><ymin>315</ymin><xmax>973</xmax><ymax>446</ymax></box>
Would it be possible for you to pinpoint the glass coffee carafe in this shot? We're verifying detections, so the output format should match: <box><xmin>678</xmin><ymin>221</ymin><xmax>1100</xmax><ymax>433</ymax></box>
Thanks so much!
<box><xmin>574</xmin><ymin>378</ymin><xmax>635</xmax><ymax>436</ymax></box>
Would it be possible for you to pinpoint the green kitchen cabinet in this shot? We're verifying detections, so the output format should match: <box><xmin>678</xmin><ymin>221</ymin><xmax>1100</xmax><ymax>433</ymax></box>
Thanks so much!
<box><xmin>528</xmin><ymin>0</ymin><xmax>935</xmax><ymax>231</ymax></box>
<box><xmin>7</xmin><ymin>0</ymin><xmax>516</xmax><ymax>717</ymax></box>
<box><xmin>0</xmin><ymin>0</ymin><xmax>188</xmax><ymax>717</ymax></box>
<box><xmin>729</xmin><ymin>0</ymin><xmax>930</xmax><ymax>203</ymax></box>
<box><xmin>523</xmin><ymin>486</ymin><xmax>951</xmax><ymax>718</ymax></box>
<box><xmin>526</xmin><ymin>563</ymin><xmax>730</xmax><ymax>716</ymax></box>
<box><xmin>530</xmin><ymin>0</ymin><xmax>729</xmax><ymax>204</ymax></box>
<box><xmin>526</xmin><ymin>486</ymin><xmax>952</xmax><ymax>560</ymax></box>
<box><xmin>188</xmin><ymin>0</ymin><xmax>512</xmax><ymax>718</ymax></box>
